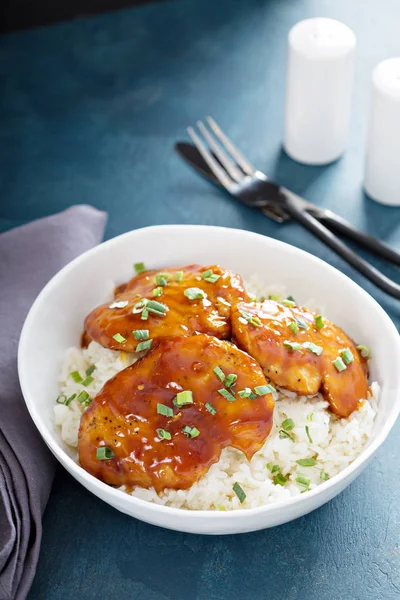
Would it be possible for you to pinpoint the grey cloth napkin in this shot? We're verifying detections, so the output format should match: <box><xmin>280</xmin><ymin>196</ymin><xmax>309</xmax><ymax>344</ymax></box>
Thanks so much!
<box><xmin>0</xmin><ymin>205</ymin><xmax>107</xmax><ymax>600</ymax></box>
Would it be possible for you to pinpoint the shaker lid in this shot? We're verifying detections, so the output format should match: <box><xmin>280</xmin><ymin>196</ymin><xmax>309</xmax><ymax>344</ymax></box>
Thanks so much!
<box><xmin>289</xmin><ymin>18</ymin><xmax>356</xmax><ymax>60</ymax></box>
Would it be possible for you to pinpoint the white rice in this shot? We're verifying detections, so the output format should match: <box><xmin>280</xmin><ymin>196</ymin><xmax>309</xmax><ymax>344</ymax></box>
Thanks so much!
<box><xmin>54</xmin><ymin>277</ymin><xmax>378</xmax><ymax>511</ymax></box>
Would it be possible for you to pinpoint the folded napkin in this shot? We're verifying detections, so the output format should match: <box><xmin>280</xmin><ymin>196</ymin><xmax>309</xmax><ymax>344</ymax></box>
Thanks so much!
<box><xmin>0</xmin><ymin>205</ymin><xmax>107</xmax><ymax>600</ymax></box>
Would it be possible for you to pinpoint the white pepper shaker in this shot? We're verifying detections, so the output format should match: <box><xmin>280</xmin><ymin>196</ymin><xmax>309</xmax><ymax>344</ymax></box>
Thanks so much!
<box><xmin>284</xmin><ymin>18</ymin><xmax>356</xmax><ymax>165</ymax></box>
<box><xmin>364</xmin><ymin>58</ymin><xmax>400</xmax><ymax>206</ymax></box>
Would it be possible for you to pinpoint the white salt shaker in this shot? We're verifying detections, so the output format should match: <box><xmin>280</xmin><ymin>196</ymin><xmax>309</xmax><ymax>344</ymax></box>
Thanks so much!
<box><xmin>284</xmin><ymin>18</ymin><xmax>356</xmax><ymax>165</ymax></box>
<box><xmin>364</xmin><ymin>58</ymin><xmax>400</xmax><ymax>206</ymax></box>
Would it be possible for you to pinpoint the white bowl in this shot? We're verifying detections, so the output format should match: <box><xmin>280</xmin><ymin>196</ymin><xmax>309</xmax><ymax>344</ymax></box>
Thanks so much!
<box><xmin>18</xmin><ymin>225</ymin><xmax>400</xmax><ymax>534</ymax></box>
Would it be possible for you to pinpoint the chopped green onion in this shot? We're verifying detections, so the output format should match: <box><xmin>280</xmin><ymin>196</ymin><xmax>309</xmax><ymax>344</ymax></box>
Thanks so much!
<box><xmin>296</xmin><ymin>458</ymin><xmax>317</xmax><ymax>467</ymax></box>
<box><xmin>258</xmin><ymin>296</ymin><xmax>266</xmax><ymax>302</ymax></box>
<box><xmin>157</xmin><ymin>403</ymin><xmax>174</xmax><ymax>417</ymax></box>
<box><xmin>270</xmin><ymin>465</ymin><xmax>280</xmax><ymax>473</ymax></box>
<box><xmin>238</xmin><ymin>388</ymin><xmax>252</xmax><ymax>398</ymax></box>
<box><xmin>205</xmin><ymin>402</ymin><xmax>217</xmax><ymax>415</ymax></box>
<box><xmin>109</xmin><ymin>300</ymin><xmax>129</xmax><ymax>309</ymax></box>
<box><xmin>306</xmin><ymin>412</ymin><xmax>314</xmax><ymax>422</ymax></box>
<box><xmin>217</xmin><ymin>388</ymin><xmax>236</xmax><ymax>402</ymax></box>
<box><xmin>77</xmin><ymin>390</ymin><xmax>91</xmax><ymax>404</ymax></box>
<box><xmin>356</xmin><ymin>344</ymin><xmax>371</xmax><ymax>359</ymax></box>
<box><xmin>283</xmin><ymin>340</ymin><xmax>303</xmax><ymax>352</ymax></box>
<box><xmin>303</xmin><ymin>342</ymin><xmax>323</xmax><ymax>356</ymax></box>
<box><xmin>295</xmin><ymin>475</ymin><xmax>311</xmax><ymax>488</ymax></box>
<box><xmin>134</xmin><ymin>262</ymin><xmax>146</xmax><ymax>274</ymax></box>
<box><xmin>239</xmin><ymin>311</ymin><xmax>262</xmax><ymax>327</ymax></box>
<box><xmin>279</xmin><ymin>429</ymin><xmax>295</xmax><ymax>442</ymax></box>
<box><xmin>184</xmin><ymin>287</ymin><xmax>206</xmax><ymax>300</ymax></box>
<box><xmin>182</xmin><ymin>425</ymin><xmax>200</xmax><ymax>438</ymax></box>
<box><xmin>320</xmin><ymin>471</ymin><xmax>330</xmax><ymax>481</ymax></box>
<box><xmin>147</xmin><ymin>308</ymin><xmax>164</xmax><ymax>317</ymax></box>
<box><xmin>201</xmin><ymin>269</ymin><xmax>221</xmax><ymax>283</ymax></box>
<box><xmin>305</xmin><ymin>425</ymin><xmax>313</xmax><ymax>443</ymax></box>
<box><xmin>254</xmin><ymin>384</ymin><xmax>276</xmax><ymax>396</ymax></box>
<box><xmin>289</xmin><ymin>321</ymin><xmax>299</xmax><ymax>334</ymax></box>
<box><xmin>56</xmin><ymin>394</ymin><xmax>67</xmax><ymax>404</ymax></box>
<box><xmin>341</xmin><ymin>348</ymin><xmax>354</xmax><ymax>365</ymax></box>
<box><xmin>156</xmin><ymin>428</ymin><xmax>171</xmax><ymax>441</ymax></box>
<box><xmin>176</xmin><ymin>271</ymin><xmax>183</xmax><ymax>282</ymax></box>
<box><xmin>248</xmin><ymin>316</ymin><xmax>262</xmax><ymax>327</ymax></box>
<box><xmin>173</xmin><ymin>390</ymin><xmax>194</xmax><ymax>407</ymax></box>
<box><xmin>85</xmin><ymin>364</ymin><xmax>96</xmax><ymax>377</ymax></box>
<box><xmin>156</xmin><ymin>274</ymin><xmax>171</xmax><ymax>286</ymax></box>
<box><xmin>96</xmin><ymin>446</ymin><xmax>114</xmax><ymax>460</ymax></box>
<box><xmin>218</xmin><ymin>505</ymin><xmax>226</xmax><ymax>511</ymax></box>
<box><xmin>82</xmin><ymin>375</ymin><xmax>94</xmax><ymax>387</ymax></box>
<box><xmin>249</xmin><ymin>392</ymin><xmax>258</xmax><ymax>400</ymax></box>
<box><xmin>282</xmin><ymin>299</ymin><xmax>296</xmax><ymax>307</ymax></box>
<box><xmin>65</xmin><ymin>394</ymin><xmax>76</xmax><ymax>406</ymax></box>
<box><xmin>273</xmin><ymin>473</ymin><xmax>288</xmax><ymax>486</ymax></box>
<box><xmin>282</xmin><ymin>418</ymin><xmax>295</xmax><ymax>431</ymax></box>
<box><xmin>154</xmin><ymin>273</ymin><xmax>171</xmax><ymax>286</ymax></box>
<box><xmin>268</xmin><ymin>294</ymin><xmax>281</xmax><ymax>301</ymax></box>
<box><xmin>136</xmin><ymin>339</ymin><xmax>153</xmax><ymax>352</ymax></box>
<box><xmin>147</xmin><ymin>300</ymin><xmax>167</xmax><ymax>314</ymax></box>
<box><xmin>315</xmin><ymin>315</ymin><xmax>324</xmax><ymax>329</ymax></box>
<box><xmin>175</xmin><ymin>391</ymin><xmax>194</xmax><ymax>407</ymax></box>
<box><xmin>213</xmin><ymin>366</ymin><xmax>225</xmax><ymax>382</ymax></box>
<box><xmin>133</xmin><ymin>329</ymin><xmax>149</xmax><ymax>340</ymax></box>
<box><xmin>132</xmin><ymin>298</ymin><xmax>148</xmax><ymax>313</ymax></box>
<box><xmin>70</xmin><ymin>371</ymin><xmax>83</xmax><ymax>383</ymax></box>
<box><xmin>294</xmin><ymin>316</ymin><xmax>309</xmax><ymax>330</ymax></box>
<box><xmin>133</xmin><ymin>298</ymin><xmax>166</xmax><ymax>317</ymax></box>
<box><xmin>333</xmin><ymin>357</ymin><xmax>347</xmax><ymax>372</ymax></box>
<box><xmin>153</xmin><ymin>287</ymin><xmax>163</xmax><ymax>297</ymax></box>
<box><xmin>287</xmin><ymin>295</ymin><xmax>296</xmax><ymax>303</ymax></box>
<box><xmin>225</xmin><ymin>374</ymin><xmax>237</xmax><ymax>388</ymax></box>
<box><xmin>232</xmin><ymin>482</ymin><xmax>246</xmax><ymax>503</ymax></box>
<box><xmin>112</xmin><ymin>333</ymin><xmax>126</xmax><ymax>343</ymax></box>
<box><xmin>239</xmin><ymin>310</ymin><xmax>252</xmax><ymax>320</ymax></box>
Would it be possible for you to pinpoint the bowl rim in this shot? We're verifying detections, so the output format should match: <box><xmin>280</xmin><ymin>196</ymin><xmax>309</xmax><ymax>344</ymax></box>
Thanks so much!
<box><xmin>18</xmin><ymin>224</ymin><xmax>400</xmax><ymax>521</ymax></box>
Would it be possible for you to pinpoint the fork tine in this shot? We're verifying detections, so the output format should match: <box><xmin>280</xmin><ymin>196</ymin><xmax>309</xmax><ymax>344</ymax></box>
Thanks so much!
<box><xmin>206</xmin><ymin>116</ymin><xmax>256</xmax><ymax>176</ymax></box>
<box><xmin>186</xmin><ymin>126</ymin><xmax>235</xmax><ymax>192</ymax></box>
<box><xmin>196</xmin><ymin>120</ymin><xmax>244</xmax><ymax>183</ymax></box>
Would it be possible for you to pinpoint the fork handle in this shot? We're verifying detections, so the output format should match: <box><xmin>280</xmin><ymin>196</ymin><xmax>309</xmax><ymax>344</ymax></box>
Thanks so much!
<box><xmin>315</xmin><ymin>210</ymin><xmax>400</xmax><ymax>266</ymax></box>
<box><xmin>284</xmin><ymin>195</ymin><xmax>400</xmax><ymax>300</ymax></box>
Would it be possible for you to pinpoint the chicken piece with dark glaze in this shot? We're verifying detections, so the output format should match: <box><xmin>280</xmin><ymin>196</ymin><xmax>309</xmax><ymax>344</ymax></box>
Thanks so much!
<box><xmin>84</xmin><ymin>265</ymin><xmax>248</xmax><ymax>352</ymax></box>
<box><xmin>231</xmin><ymin>300</ymin><xmax>369</xmax><ymax>418</ymax></box>
<box><xmin>78</xmin><ymin>334</ymin><xmax>274</xmax><ymax>492</ymax></box>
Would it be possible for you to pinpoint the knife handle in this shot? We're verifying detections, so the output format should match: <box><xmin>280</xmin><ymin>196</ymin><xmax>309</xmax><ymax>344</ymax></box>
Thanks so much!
<box><xmin>284</xmin><ymin>196</ymin><xmax>400</xmax><ymax>300</ymax></box>
<box><xmin>316</xmin><ymin>211</ymin><xmax>400</xmax><ymax>266</ymax></box>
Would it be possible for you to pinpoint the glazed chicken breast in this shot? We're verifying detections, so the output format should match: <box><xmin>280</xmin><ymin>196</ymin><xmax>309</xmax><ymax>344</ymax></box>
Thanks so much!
<box><xmin>84</xmin><ymin>265</ymin><xmax>248</xmax><ymax>352</ymax></box>
<box><xmin>78</xmin><ymin>334</ymin><xmax>274</xmax><ymax>492</ymax></box>
<box><xmin>232</xmin><ymin>300</ymin><xmax>369</xmax><ymax>418</ymax></box>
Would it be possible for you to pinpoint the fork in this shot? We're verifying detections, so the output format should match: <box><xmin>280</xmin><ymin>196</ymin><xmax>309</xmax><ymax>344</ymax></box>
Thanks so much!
<box><xmin>177</xmin><ymin>116</ymin><xmax>400</xmax><ymax>300</ymax></box>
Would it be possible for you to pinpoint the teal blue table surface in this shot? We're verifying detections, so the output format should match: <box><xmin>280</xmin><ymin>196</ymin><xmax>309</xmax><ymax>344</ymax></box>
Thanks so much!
<box><xmin>1</xmin><ymin>0</ymin><xmax>399</xmax><ymax>598</ymax></box>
